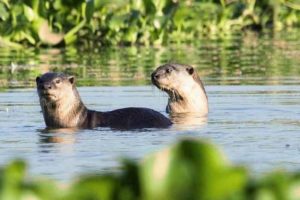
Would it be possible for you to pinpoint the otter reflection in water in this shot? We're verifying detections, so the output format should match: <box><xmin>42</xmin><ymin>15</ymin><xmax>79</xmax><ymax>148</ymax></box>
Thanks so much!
<box><xmin>151</xmin><ymin>63</ymin><xmax>208</xmax><ymax>116</ymax></box>
<box><xmin>36</xmin><ymin>72</ymin><xmax>172</xmax><ymax>130</ymax></box>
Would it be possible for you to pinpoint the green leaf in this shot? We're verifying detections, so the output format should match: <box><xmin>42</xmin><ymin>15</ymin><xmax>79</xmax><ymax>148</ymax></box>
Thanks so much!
<box><xmin>0</xmin><ymin>160</ymin><xmax>26</xmax><ymax>200</ymax></box>
<box><xmin>66</xmin><ymin>175</ymin><xmax>118</xmax><ymax>200</ymax></box>
<box><xmin>23</xmin><ymin>5</ymin><xmax>35</xmax><ymax>21</ymax></box>
<box><xmin>0</xmin><ymin>2</ymin><xmax>9</xmax><ymax>20</ymax></box>
<box><xmin>64</xmin><ymin>20</ymin><xmax>86</xmax><ymax>45</ymax></box>
<box><xmin>142</xmin><ymin>0</ymin><xmax>156</xmax><ymax>15</ymax></box>
<box><xmin>140</xmin><ymin>139</ymin><xmax>247</xmax><ymax>200</ymax></box>
<box><xmin>24</xmin><ymin>178</ymin><xmax>62</xmax><ymax>200</ymax></box>
<box><xmin>108</xmin><ymin>15</ymin><xmax>124</xmax><ymax>31</ymax></box>
<box><xmin>83</xmin><ymin>0</ymin><xmax>94</xmax><ymax>23</ymax></box>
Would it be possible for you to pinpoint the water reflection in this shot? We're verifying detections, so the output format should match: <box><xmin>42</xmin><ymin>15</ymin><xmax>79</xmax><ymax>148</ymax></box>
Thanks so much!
<box><xmin>2</xmin><ymin>32</ymin><xmax>300</xmax><ymax>88</ymax></box>
<box><xmin>38</xmin><ymin>128</ymin><xmax>78</xmax><ymax>144</ymax></box>
<box><xmin>170</xmin><ymin>113</ymin><xmax>208</xmax><ymax>130</ymax></box>
<box><xmin>38</xmin><ymin>128</ymin><xmax>77</xmax><ymax>154</ymax></box>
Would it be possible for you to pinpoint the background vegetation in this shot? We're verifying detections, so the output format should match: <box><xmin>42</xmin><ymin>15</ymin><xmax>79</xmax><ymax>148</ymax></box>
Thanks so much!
<box><xmin>1</xmin><ymin>0</ymin><xmax>300</xmax><ymax>47</ymax></box>
<box><xmin>1</xmin><ymin>139</ymin><xmax>300</xmax><ymax>200</ymax></box>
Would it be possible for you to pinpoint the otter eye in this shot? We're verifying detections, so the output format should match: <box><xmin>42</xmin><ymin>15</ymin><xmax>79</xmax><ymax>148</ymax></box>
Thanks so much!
<box><xmin>55</xmin><ymin>79</ymin><xmax>61</xmax><ymax>84</ymax></box>
<box><xmin>186</xmin><ymin>67</ymin><xmax>194</xmax><ymax>75</ymax></box>
<box><xmin>166</xmin><ymin>68</ymin><xmax>172</xmax><ymax>74</ymax></box>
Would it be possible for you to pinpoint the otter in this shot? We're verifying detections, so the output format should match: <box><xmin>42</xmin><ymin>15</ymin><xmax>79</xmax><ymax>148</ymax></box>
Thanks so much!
<box><xmin>36</xmin><ymin>72</ymin><xmax>172</xmax><ymax>130</ymax></box>
<box><xmin>151</xmin><ymin>63</ymin><xmax>208</xmax><ymax>115</ymax></box>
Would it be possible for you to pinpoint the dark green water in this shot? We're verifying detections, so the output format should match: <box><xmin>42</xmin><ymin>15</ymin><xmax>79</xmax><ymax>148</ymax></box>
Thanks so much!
<box><xmin>1</xmin><ymin>32</ymin><xmax>300</xmax><ymax>181</ymax></box>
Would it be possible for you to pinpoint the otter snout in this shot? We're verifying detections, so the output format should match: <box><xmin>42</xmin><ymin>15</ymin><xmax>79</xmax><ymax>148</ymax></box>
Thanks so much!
<box><xmin>151</xmin><ymin>71</ymin><xmax>165</xmax><ymax>88</ymax></box>
<box><xmin>36</xmin><ymin>77</ymin><xmax>53</xmax><ymax>91</ymax></box>
<box><xmin>151</xmin><ymin>68</ymin><xmax>167</xmax><ymax>83</ymax></box>
<box><xmin>151</xmin><ymin>71</ymin><xmax>159</xmax><ymax>84</ymax></box>
<box><xmin>40</xmin><ymin>83</ymin><xmax>52</xmax><ymax>90</ymax></box>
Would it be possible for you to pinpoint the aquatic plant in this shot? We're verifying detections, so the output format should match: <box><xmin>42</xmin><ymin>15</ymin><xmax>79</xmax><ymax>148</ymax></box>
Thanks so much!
<box><xmin>1</xmin><ymin>0</ymin><xmax>300</xmax><ymax>47</ymax></box>
<box><xmin>1</xmin><ymin>139</ymin><xmax>300</xmax><ymax>199</ymax></box>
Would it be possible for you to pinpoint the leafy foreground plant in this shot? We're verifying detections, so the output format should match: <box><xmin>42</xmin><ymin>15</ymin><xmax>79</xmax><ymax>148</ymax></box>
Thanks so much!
<box><xmin>1</xmin><ymin>139</ymin><xmax>300</xmax><ymax>200</ymax></box>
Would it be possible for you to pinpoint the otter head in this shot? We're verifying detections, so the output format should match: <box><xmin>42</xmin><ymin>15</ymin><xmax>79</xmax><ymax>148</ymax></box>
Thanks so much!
<box><xmin>36</xmin><ymin>72</ymin><xmax>75</xmax><ymax>102</ymax></box>
<box><xmin>36</xmin><ymin>72</ymin><xmax>87</xmax><ymax>128</ymax></box>
<box><xmin>151</xmin><ymin>63</ymin><xmax>202</xmax><ymax>98</ymax></box>
<box><xmin>151</xmin><ymin>63</ymin><xmax>208</xmax><ymax>114</ymax></box>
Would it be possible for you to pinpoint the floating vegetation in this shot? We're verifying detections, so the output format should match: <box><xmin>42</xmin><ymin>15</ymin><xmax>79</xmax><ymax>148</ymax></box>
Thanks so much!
<box><xmin>1</xmin><ymin>0</ymin><xmax>300</xmax><ymax>47</ymax></box>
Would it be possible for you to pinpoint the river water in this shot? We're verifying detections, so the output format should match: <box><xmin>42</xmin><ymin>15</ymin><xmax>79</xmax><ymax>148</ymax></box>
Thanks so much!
<box><xmin>1</xmin><ymin>32</ymin><xmax>300</xmax><ymax>181</ymax></box>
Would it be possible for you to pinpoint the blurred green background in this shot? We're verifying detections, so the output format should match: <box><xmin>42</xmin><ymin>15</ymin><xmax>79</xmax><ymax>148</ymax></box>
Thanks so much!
<box><xmin>1</xmin><ymin>0</ymin><xmax>300</xmax><ymax>47</ymax></box>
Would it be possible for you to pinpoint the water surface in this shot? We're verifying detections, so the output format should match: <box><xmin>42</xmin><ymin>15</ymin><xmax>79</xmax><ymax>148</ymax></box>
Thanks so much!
<box><xmin>1</xmin><ymin>33</ymin><xmax>300</xmax><ymax>181</ymax></box>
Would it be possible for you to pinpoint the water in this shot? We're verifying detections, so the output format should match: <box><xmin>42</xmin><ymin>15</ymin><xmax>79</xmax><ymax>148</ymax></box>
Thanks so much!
<box><xmin>1</xmin><ymin>33</ymin><xmax>300</xmax><ymax>181</ymax></box>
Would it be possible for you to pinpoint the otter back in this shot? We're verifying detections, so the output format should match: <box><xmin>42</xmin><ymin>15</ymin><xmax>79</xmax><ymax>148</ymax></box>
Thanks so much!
<box><xmin>85</xmin><ymin>108</ymin><xmax>172</xmax><ymax>129</ymax></box>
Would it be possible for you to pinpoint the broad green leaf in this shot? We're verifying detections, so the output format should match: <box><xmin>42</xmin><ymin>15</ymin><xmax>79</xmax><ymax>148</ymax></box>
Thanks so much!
<box><xmin>0</xmin><ymin>2</ymin><xmax>9</xmax><ymax>20</ymax></box>
<box><xmin>64</xmin><ymin>20</ymin><xmax>86</xmax><ymax>45</ymax></box>
<box><xmin>83</xmin><ymin>0</ymin><xmax>94</xmax><ymax>23</ymax></box>
<box><xmin>66</xmin><ymin>175</ymin><xmax>118</xmax><ymax>200</ymax></box>
<box><xmin>140</xmin><ymin>139</ymin><xmax>247</xmax><ymax>200</ymax></box>
<box><xmin>23</xmin><ymin>5</ymin><xmax>35</xmax><ymax>21</ymax></box>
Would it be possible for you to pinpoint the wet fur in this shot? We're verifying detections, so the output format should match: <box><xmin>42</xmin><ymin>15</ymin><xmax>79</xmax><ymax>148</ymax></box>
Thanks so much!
<box><xmin>151</xmin><ymin>63</ymin><xmax>208</xmax><ymax>115</ymax></box>
<box><xmin>36</xmin><ymin>72</ymin><xmax>172</xmax><ymax>129</ymax></box>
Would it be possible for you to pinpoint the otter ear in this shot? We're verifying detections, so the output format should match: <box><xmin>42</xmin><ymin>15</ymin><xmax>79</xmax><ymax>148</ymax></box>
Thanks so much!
<box><xmin>36</xmin><ymin>76</ymin><xmax>40</xmax><ymax>84</ymax></box>
<box><xmin>68</xmin><ymin>76</ymin><xmax>75</xmax><ymax>84</ymax></box>
<box><xmin>186</xmin><ymin>67</ymin><xmax>194</xmax><ymax>75</ymax></box>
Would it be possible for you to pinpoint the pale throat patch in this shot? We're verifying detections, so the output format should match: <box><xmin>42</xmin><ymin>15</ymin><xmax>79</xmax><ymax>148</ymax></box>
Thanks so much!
<box><xmin>42</xmin><ymin>89</ymin><xmax>86</xmax><ymax>128</ymax></box>
<box><xmin>168</xmin><ymin>77</ymin><xmax>208</xmax><ymax>114</ymax></box>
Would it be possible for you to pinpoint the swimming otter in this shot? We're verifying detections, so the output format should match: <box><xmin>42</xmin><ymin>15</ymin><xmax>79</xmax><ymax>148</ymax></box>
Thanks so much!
<box><xmin>151</xmin><ymin>63</ymin><xmax>208</xmax><ymax>115</ymax></box>
<box><xmin>36</xmin><ymin>72</ymin><xmax>172</xmax><ymax>130</ymax></box>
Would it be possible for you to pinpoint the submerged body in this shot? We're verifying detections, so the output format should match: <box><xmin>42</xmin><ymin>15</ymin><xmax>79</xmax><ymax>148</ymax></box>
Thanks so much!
<box><xmin>36</xmin><ymin>73</ymin><xmax>172</xmax><ymax>130</ymax></box>
<box><xmin>151</xmin><ymin>63</ymin><xmax>208</xmax><ymax>115</ymax></box>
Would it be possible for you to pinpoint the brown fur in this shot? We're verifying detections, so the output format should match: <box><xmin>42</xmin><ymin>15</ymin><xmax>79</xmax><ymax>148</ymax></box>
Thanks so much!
<box><xmin>36</xmin><ymin>72</ymin><xmax>172</xmax><ymax>130</ymax></box>
<box><xmin>151</xmin><ymin>63</ymin><xmax>208</xmax><ymax>114</ymax></box>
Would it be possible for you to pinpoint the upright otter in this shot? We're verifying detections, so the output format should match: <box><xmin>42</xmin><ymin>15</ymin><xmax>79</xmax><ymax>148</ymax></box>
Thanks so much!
<box><xmin>151</xmin><ymin>63</ymin><xmax>208</xmax><ymax>115</ymax></box>
<box><xmin>36</xmin><ymin>72</ymin><xmax>172</xmax><ymax>130</ymax></box>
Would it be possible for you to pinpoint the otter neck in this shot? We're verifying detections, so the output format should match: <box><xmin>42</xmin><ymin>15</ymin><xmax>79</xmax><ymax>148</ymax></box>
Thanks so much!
<box><xmin>167</xmin><ymin>83</ymin><xmax>208</xmax><ymax>114</ymax></box>
<box><xmin>41</xmin><ymin>89</ymin><xmax>88</xmax><ymax>128</ymax></box>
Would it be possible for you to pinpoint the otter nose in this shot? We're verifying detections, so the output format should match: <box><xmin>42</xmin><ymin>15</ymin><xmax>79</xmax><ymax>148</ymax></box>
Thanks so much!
<box><xmin>42</xmin><ymin>83</ymin><xmax>52</xmax><ymax>90</ymax></box>
<box><xmin>151</xmin><ymin>72</ymin><xmax>160</xmax><ymax>81</ymax></box>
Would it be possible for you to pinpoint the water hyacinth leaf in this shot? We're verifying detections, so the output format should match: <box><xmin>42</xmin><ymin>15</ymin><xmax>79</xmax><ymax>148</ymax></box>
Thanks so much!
<box><xmin>64</xmin><ymin>20</ymin><xmax>86</xmax><ymax>45</ymax></box>
<box><xmin>23</xmin><ymin>31</ymin><xmax>36</xmax><ymax>45</ymax></box>
<box><xmin>140</xmin><ymin>139</ymin><xmax>247</xmax><ymax>200</ymax></box>
<box><xmin>0</xmin><ymin>37</ymin><xmax>23</xmax><ymax>48</ymax></box>
<box><xmin>23</xmin><ymin>4</ymin><xmax>35</xmax><ymax>22</ymax></box>
<box><xmin>152</xmin><ymin>0</ymin><xmax>166</xmax><ymax>13</ymax></box>
<box><xmin>66</xmin><ymin>175</ymin><xmax>119</xmax><ymax>200</ymax></box>
<box><xmin>253</xmin><ymin>172</ymin><xmax>291</xmax><ymax>199</ymax></box>
<box><xmin>114</xmin><ymin>160</ymin><xmax>141</xmax><ymax>199</ymax></box>
<box><xmin>24</xmin><ymin>178</ymin><xmax>62</xmax><ymax>200</ymax></box>
<box><xmin>0</xmin><ymin>160</ymin><xmax>26</xmax><ymax>200</ymax></box>
<box><xmin>123</xmin><ymin>27</ymin><xmax>138</xmax><ymax>43</ymax></box>
<box><xmin>173</xmin><ymin>6</ymin><xmax>191</xmax><ymax>27</ymax></box>
<box><xmin>142</xmin><ymin>0</ymin><xmax>156</xmax><ymax>15</ymax></box>
<box><xmin>108</xmin><ymin>15</ymin><xmax>124</xmax><ymax>31</ymax></box>
<box><xmin>289</xmin><ymin>176</ymin><xmax>300</xmax><ymax>199</ymax></box>
<box><xmin>83</xmin><ymin>0</ymin><xmax>94</xmax><ymax>23</ymax></box>
<box><xmin>0</xmin><ymin>2</ymin><xmax>9</xmax><ymax>20</ymax></box>
<box><xmin>211</xmin><ymin>167</ymin><xmax>247</xmax><ymax>199</ymax></box>
<box><xmin>284</xmin><ymin>0</ymin><xmax>300</xmax><ymax>10</ymax></box>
